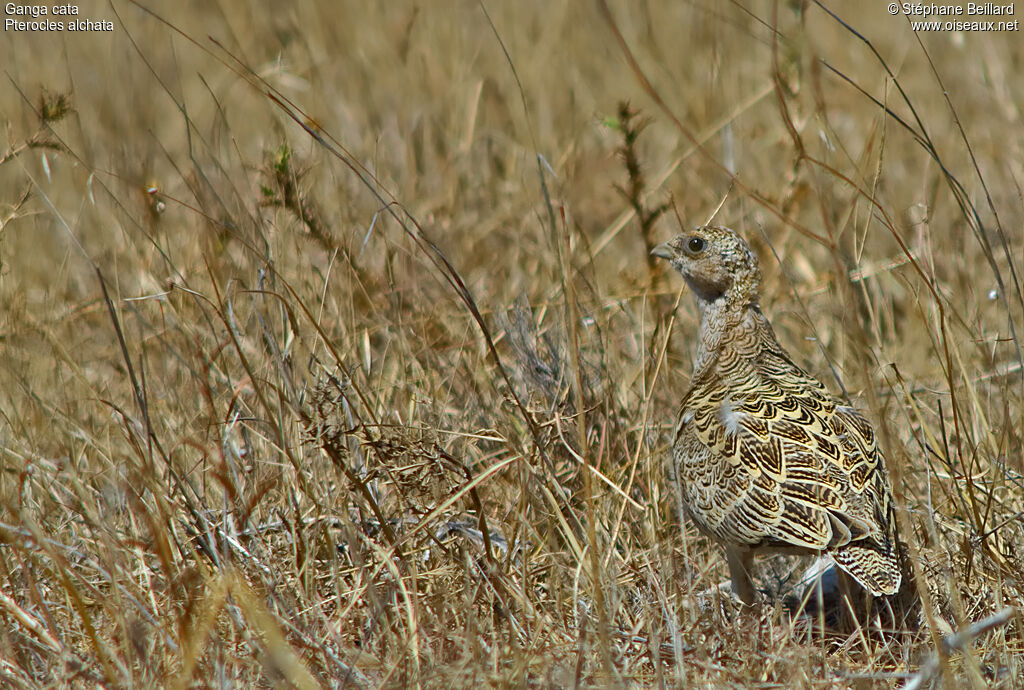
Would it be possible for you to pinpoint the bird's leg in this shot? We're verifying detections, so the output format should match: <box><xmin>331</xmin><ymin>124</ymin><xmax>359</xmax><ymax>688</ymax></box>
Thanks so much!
<box><xmin>725</xmin><ymin>547</ymin><xmax>756</xmax><ymax>605</ymax></box>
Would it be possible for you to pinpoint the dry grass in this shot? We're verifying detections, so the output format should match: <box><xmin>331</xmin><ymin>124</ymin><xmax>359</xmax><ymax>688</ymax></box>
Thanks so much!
<box><xmin>1</xmin><ymin>1</ymin><xmax>1022</xmax><ymax>687</ymax></box>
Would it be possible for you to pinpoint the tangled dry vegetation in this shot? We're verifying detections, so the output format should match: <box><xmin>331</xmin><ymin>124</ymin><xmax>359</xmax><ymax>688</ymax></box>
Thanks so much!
<box><xmin>1</xmin><ymin>1</ymin><xmax>1022</xmax><ymax>687</ymax></box>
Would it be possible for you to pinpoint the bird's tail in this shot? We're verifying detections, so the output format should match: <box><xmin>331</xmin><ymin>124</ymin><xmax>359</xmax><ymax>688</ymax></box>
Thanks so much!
<box><xmin>832</xmin><ymin>538</ymin><xmax>902</xmax><ymax>596</ymax></box>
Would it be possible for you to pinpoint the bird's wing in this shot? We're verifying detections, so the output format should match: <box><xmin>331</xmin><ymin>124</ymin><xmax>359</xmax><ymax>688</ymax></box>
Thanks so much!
<box><xmin>678</xmin><ymin>355</ymin><xmax>894</xmax><ymax>556</ymax></box>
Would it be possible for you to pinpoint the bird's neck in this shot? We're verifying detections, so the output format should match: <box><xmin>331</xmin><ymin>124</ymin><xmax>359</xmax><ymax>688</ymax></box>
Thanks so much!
<box><xmin>693</xmin><ymin>297</ymin><xmax>772</xmax><ymax>373</ymax></box>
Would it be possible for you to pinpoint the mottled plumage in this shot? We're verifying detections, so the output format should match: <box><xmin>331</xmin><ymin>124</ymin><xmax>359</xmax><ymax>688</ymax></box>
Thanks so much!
<box><xmin>652</xmin><ymin>226</ymin><xmax>901</xmax><ymax>604</ymax></box>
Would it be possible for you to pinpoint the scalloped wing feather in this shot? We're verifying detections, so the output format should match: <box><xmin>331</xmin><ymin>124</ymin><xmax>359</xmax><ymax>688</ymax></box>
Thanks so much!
<box><xmin>675</xmin><ymin>347</ymin><xmax>901</xmax><ymax>595</ymax></box>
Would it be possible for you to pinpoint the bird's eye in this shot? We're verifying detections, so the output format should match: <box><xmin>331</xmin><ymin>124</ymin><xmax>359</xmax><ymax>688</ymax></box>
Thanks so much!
<box><xmin>687</xmin><ymin>237</ymin><xmax>706</xmax><ymax>254</ymax></box>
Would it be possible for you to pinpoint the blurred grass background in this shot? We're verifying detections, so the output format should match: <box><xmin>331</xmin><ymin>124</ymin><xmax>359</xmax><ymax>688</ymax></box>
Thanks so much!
<box><xmin>0</xmin><ymin>0</ymin><xmax>1022</xmax><ymax>686</ymax></box>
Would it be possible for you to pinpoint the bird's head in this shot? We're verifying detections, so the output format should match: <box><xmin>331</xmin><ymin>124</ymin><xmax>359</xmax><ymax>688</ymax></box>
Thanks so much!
<box><xmin>651</xmin><ymin>225</ymin><xmax>761</xmax><ymax>307</ymax></box>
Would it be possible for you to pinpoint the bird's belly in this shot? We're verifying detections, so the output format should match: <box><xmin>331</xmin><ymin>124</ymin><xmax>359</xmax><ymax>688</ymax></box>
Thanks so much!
<box><xmin>675</xmin><ymin>433</ymin><xmax>756</xmax><ymax>544</ymax></box>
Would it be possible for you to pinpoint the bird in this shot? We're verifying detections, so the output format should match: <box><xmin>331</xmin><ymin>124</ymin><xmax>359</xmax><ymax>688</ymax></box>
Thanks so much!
<box><xmin>651</xmin><ymin>225</ymin><xmax>902</xmax><ymax>606</ymax></box>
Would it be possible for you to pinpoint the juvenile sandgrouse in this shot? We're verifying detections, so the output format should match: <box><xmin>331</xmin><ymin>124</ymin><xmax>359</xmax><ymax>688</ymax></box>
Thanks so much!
<box><xmin>652</xmin><ymin>226</ymin><xmax>901</xmax><ymax>605</ymax></box>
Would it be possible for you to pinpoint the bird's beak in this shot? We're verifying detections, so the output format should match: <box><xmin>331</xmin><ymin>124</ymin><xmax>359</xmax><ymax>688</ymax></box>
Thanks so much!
<box><xmin>650</xmin><ymin>242</ymin><xmax>674</xmax><ymax>260</ymax></box>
